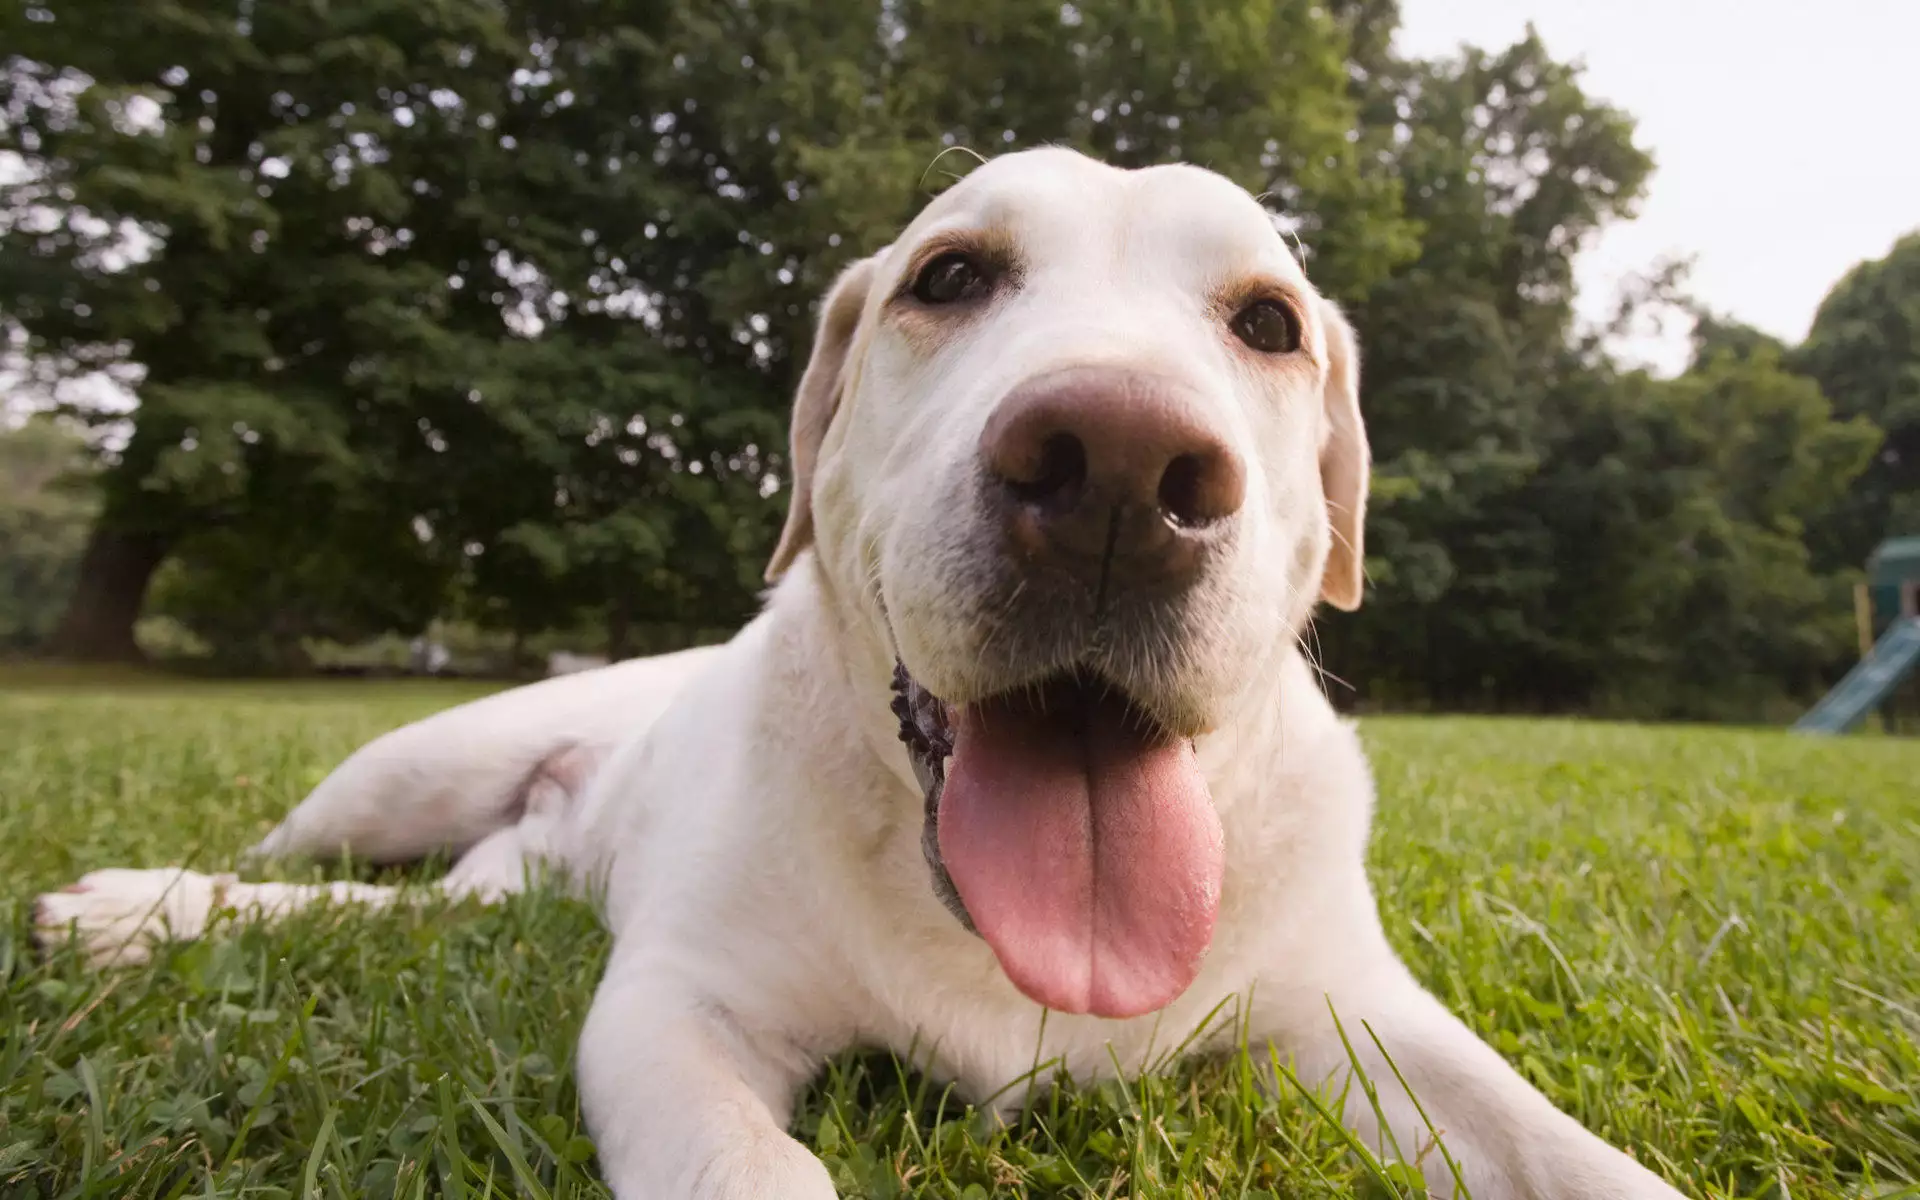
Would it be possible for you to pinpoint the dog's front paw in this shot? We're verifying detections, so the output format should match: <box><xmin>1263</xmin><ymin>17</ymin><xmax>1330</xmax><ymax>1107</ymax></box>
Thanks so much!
<box><xmin>1540</xmin><ymin>1142</ymin><xmax>1689</xmax><ymax>1200</ymax></box>
<box><xmin>701</xmin><ymin>1143</ymin><xmax>838</xmax><ymax>1200</ymax></box>
<box><xmin>33</xmin><ymin>867</ymin><xmax>230</xmax><ymax>967</ymax></box>
<box><xmin>624</xmin><ymin>1129</ymin><xmax>836</xmax><ymax>1200</ymax></box>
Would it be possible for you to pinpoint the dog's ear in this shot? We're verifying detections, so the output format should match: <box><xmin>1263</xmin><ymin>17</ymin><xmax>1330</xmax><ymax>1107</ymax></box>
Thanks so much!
<box><xmin>765</xmin><ymin>252</ymin><xmax>884</xmax><ymax>582</ymax></box>
<box><xmin>1316</xmin><ymin>299</ymin><xmax>1369</xmax><ymax>611</ymax></box>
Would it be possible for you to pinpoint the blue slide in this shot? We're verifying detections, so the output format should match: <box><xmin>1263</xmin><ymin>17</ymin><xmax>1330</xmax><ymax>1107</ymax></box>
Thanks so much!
<box><xmin>1794</xmin><ymin>616</ymin><xmax>1920</xmax><ymax>734</ymax></box>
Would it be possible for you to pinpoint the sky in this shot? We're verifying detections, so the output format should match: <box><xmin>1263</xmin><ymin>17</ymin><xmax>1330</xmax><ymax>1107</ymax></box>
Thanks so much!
<box><xmin>1395</xmin><ymin>0</ymin><xmax>1920</xmax><ymax>375</ymax></box>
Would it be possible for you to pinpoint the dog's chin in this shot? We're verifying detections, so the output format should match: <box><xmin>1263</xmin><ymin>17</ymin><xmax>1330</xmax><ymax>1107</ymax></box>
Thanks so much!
<box><xmin>889</xmin><ymin>659</ymin><xmax>1225</xmax><ymax>1020</ymax></box>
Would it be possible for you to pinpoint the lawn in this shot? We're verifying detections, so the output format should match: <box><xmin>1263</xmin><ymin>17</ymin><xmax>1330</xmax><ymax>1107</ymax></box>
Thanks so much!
<box><xmin>2</xmin><ymin>676</ymin><xmax>1917</xmax><ymax>1199</ymax></box>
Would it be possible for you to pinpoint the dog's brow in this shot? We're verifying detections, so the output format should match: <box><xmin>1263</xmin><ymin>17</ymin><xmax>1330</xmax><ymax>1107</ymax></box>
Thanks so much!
<box><xmin>1213</xmin><ymin>275</ymin><xmax>1310</xmax><ymax>319</ymax></box>
<box><xmin>892</xmin><ymin>223</ymin><xmax>1022</xmax><ymax>293</ymax></box>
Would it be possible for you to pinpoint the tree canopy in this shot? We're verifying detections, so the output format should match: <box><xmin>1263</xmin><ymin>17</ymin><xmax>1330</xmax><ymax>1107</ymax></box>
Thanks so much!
<box><xmin>0</xmin><ymin>417</ymin><xmax>97</xmax><ymax>650</ymax></box>
<box><xmin>1793</xmin><ymin>231</ymin><xmax>1920</xmax><ymax>573</ymax></box>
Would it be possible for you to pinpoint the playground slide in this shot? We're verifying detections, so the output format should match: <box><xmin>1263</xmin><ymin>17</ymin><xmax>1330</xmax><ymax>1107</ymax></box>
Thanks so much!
<box><xmin>1794</xmin><ymin>616</ymin><xmax>1920</xmax><ymax>734</ymax></box>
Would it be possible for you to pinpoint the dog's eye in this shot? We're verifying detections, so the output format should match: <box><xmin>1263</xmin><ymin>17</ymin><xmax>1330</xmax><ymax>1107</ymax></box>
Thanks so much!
<box><xmin>911</xmin><ymin>253</ymin><xmax>989</xmax><ymax>305</ymax></box>
<box><xmin>1229</xmin><ymin>299</ymin><xmax>1302</xmax><ymax>354</ymax></box>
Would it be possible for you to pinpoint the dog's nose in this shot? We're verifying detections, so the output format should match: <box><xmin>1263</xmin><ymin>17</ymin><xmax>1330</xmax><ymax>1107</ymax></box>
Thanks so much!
<box><xmin>981</xmin><ymin>366</ymin><xmax>1245</xmax><ymax>587</ymax></box>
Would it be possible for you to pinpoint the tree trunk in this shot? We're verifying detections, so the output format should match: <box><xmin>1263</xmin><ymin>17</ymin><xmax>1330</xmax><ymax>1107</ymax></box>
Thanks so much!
<box><xmin>45</xmin><ymin>526</ymin><xmax>171</xmax><ymax>662</ymax></box>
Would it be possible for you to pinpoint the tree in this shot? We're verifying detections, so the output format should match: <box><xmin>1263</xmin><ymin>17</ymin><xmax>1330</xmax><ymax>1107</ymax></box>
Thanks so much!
<box><xmin>1793</xmin><ymin>230</ymin><xmax>1920</xmax><ymax>571</ymax></box>
<box><xmin>2</xmin><ymin>0</ymin><xmax>525</xmax><ymax>659</ymax></box>
<box><xmin>0</xmin><ymin>417</ymin><xmax>97</xmax><ymax>650</ymax></box>
<box><xmin>1317</xmin><ymin>29</ymin><xmax>1658</xmax><ymax>707</ymax></box>
<box><xmin>1689</xmin><ymin>308</ymin><xmax>1788</xmax><ymax>366</ymax></box>
<box><xmin>1517</xmin><ymin>351</ymin><xmax>1877</xmax><ymax>717</ymax></box>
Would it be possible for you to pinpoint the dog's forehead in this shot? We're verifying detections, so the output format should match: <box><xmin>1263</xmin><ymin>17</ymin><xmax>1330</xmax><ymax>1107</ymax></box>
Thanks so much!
<box><xmin>909</xmin><ymin>149</ymin><xmax>1305</xmax><ymax>287</ymax></box>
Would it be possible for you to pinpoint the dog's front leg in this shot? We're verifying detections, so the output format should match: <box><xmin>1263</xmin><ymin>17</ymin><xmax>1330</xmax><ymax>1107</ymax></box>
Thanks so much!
<box><xmin>576</xmin><ymin>951</ymin><xmax>837</xmax><ymax>1200</ymax></box>
<box><xmin>1259</xmin><ymin>960</ymin><xmax>1685</xmax><ymax>1200</ymax></box>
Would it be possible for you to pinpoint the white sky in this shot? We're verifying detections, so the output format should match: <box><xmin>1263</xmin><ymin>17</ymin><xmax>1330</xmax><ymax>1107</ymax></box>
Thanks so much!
<box><xmin>1396</xmin><ymin>0</ymin><xmax>1920</xmax><ymax>374</ymax></box>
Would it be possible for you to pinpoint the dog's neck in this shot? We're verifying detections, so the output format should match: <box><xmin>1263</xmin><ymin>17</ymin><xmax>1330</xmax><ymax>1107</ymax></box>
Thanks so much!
<box><xmin>776</xmin><ymin>552</ymin><xmax>925</xmax><ymax>796</ymax></box>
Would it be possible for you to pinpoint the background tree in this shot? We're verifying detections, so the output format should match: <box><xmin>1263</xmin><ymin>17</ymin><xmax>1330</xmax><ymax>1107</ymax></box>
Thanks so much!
<box><xmin>1689</xmin><ymin>307</ymin><xmax>1789</xmax><ymax>365</ymax></box>
<box><xmin>1518</xmin><ymin>351</ymin><xmax>1877</xmax><ymax>717</ymax></box>
<box><xmin>1318</xmin><ymin>31</ymin><xmax>1657</xmax><ymax>707</ymax></box>
<box><xmin>0</xmin><ymin>0</ymin><xmax>535</xmax><ymax>659</ymax></box>
<box><xmin>1793</xmin><ymin>230</ymin><xmax>1920</xmax><ymax>571</ymax></box>
<box><xmin>0</xmin><ymin>417</ymin><xmax>97</xmax><ymax>650</ymax></box>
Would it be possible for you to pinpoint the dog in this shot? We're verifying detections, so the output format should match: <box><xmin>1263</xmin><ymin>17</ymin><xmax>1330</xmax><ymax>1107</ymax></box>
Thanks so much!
<box><xmin>37</xmin><ymin>147</ymin><xmax>1686</xmax><ymax>1200</ymax></box>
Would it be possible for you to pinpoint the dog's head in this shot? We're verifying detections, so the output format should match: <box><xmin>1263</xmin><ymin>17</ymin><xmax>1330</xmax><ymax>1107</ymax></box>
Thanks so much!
<box><xmin>767</xmin><ymin>148</ymin><xmax>1368</xmax><ymax>1020</ymax></box>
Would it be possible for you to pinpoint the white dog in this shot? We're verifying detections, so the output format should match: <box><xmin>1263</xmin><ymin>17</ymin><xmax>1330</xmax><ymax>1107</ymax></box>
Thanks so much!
<box><xmin>38</xmin><ymin>148</ymin><xmax>1685</xmax><ymax>1200</ymax></box>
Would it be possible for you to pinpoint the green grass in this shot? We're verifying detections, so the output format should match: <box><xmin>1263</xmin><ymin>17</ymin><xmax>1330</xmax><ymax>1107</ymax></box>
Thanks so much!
<box><xmin>3</xmin><ymin>678</ymin><xmax>1917</xmax><ymax>1199</ymax></box>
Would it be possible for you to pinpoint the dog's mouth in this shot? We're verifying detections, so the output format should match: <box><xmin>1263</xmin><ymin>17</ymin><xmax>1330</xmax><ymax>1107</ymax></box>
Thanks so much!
<box><xmin>891</xmin><ymin>661</ymin><xmax>1224</xmax><ymax>1019</ymax></box>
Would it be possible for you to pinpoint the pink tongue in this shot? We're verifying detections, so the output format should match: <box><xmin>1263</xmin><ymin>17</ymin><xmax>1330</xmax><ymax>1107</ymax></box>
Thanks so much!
<box><xmin>937</xmin><ymin>685</ymin><xmax>1223</xmax><ymax>1018</ymax></box>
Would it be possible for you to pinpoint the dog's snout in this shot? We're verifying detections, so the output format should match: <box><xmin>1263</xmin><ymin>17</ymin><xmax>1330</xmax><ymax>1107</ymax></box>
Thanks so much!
<box><xmin>981</xmin><ymin>367</ymin><xmax>1245</xmax><ymax>587</ymax></box>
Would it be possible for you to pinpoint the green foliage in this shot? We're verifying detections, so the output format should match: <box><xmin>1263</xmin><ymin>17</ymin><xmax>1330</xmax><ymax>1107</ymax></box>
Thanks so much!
<box><xmin>1314</xmin><ymin>32</ymin><xmax>1659</xmax><ymax>705</ymax></box>
<box><xmin>1326</xmin><ymin>341</ymin><xmax>1878</xmax><ymax>717</ymax></box>
<box><xmin>146</xmin><ymin>508</ymin><xmax>461</xmax><ymax>671</ymax></box>
<box><xmin>0</xmin><ymin>419</ymin><xmax>98</xmax><ymax>650</ymax></box>
<box><xmin>1528</xmin><ymin>352</ymin><xmax>1877</xmax><ymax>717</ymax></box>
<box><xmin>2</xmin><ymin>0</ymin><xmax>529</xmax><ymax>658</ymax></box>
<box><xmin>5</xmin><ymin>682</ymin><xmax>1919</xmax><ymax>1195</ymax></box>
<box><xmin>1313</xmin><ymin>32</ymin><xmax>1883</xmax><ymax>717</ymax></box>
<box><xmin>1793</xmin><ymin>231</ymin><xmax>1920</xmax><ymax>570</ymax></box>
<box><xmin>1689</xmin><ymin>309</ymin><xmax>1790</xmax><ymax>367</ymax></box>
